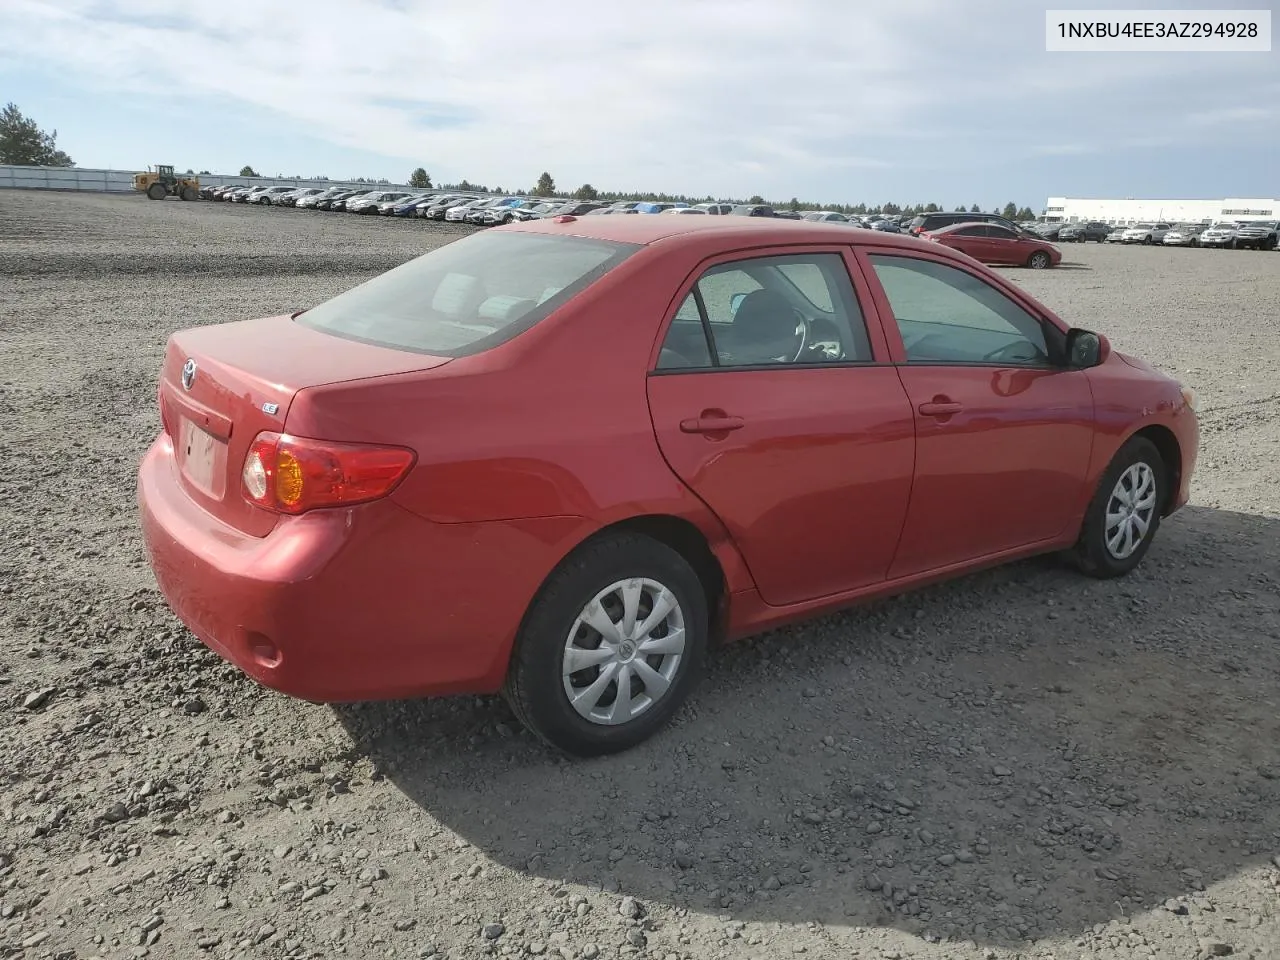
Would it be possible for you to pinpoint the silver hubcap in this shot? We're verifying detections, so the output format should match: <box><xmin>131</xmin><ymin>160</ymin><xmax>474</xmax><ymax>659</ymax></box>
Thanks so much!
<box><xmin>562</xmin><ymin>578</ymin><xmax>685</xmax><ymax>726</ymax></box>
<box><xmin>1105</xmin><ymin>462</ymin><xmax>1157</xmax><ymax>560</ymax></box>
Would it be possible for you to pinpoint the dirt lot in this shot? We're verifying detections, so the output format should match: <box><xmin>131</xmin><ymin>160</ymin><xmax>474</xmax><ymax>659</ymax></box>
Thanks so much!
<box><xmin>1</xmin><ymin>190</ymin><xmax>1278</xmax><ymax>960</ymax></box>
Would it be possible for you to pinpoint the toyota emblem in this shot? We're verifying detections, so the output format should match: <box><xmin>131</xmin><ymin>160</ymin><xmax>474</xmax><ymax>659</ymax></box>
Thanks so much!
<box><xmin>181</xmin><ymin>358</ymin><xmax>197</xmax><ymax>391</ymax></box>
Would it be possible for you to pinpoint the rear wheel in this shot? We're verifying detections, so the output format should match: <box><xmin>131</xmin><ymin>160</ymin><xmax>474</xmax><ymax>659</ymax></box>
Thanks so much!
<box><xmin>146</xmin><ymin>182</ymin><xmax>167</xmax><ymax>200</ymax></box>
<box><xmin>504</xmin><ymin>533</ymin><xmax>709</xmax><ymax>756</ymax></box>
<box><xmin>1068</xmin><ymin>437</ymin><xmax>1166</xmax><ymax>579</ymax></box>
<box><xmin>1028</xmin><ymin>250</ymin><xmax>1051</xmax><ymax>269</ymax></box>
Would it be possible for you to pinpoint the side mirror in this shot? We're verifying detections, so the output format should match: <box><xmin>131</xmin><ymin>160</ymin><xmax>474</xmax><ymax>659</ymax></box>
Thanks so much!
<box><xmin>1065</xmin><ymin>328</ymin><xmax>1110</xmax><ymax>368</ymax></box>
<box><xmin>730</xmin><ymin>293</ymin><xmax>747</xmax><ymax>317</ymax></box>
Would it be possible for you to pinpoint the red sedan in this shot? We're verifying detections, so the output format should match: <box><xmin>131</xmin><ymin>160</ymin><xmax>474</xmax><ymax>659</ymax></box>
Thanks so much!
<box><xmin>922</xmin><ymin>221</ymin><xmax>1063</xmax><ymax>269</ymax></box>
<box><xmin>138</xmin><ymin>216</ymin><xmax>1198</xmax><ymax>755</ymax></box>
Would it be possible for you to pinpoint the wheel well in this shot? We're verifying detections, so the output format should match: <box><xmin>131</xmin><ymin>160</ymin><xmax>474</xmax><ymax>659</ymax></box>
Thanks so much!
<box><xmin>590</xmin><ymin>515</ymin><xmax>729</xmax><ymax>644</ymax></box>
<box><xmin>1132</xmin><ymin>425</ymin><xmax>1182</xmax><ymax>514</ymax></box>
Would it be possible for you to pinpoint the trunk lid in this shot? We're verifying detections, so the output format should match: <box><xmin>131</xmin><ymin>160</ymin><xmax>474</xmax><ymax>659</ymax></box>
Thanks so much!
<box><xmin>159</xmin><ymin>314</ymin><xmax>450</xmax><ymax>536</ymax></box>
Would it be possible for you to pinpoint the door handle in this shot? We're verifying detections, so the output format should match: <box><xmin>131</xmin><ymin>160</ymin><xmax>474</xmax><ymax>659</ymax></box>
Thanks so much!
<box><xmin>918</xmin><ymin>400</ymin><xmax>963</xmax><ymax>417</ymax></box>
<box><xmin>679</xmin><ymin>414</ymin><xmax>745</xmax><ymax>434</ymax></box>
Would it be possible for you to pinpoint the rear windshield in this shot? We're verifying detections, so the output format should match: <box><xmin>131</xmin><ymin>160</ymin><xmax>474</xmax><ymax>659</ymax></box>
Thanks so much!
<box><xmin>296</xmin><ymin>231</ymin><xmax>639</xmax><ymax>357</ymax></box>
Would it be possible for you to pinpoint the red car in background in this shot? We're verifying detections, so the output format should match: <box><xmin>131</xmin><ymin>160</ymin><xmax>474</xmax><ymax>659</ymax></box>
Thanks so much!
<box><xmin>138</xmin><ymin>217</ymin><xmax>1197</xmax><ymax>756</ymax></box>
<box><xmin>923</xmin><ymin>221</ymin><xmax>1063</xmax><ymax>269</ymax></box>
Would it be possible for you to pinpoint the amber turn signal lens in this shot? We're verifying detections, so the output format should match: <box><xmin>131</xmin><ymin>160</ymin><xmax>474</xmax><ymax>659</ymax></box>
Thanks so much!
<box><xmin>275</xmin><ymin>450</ymin><xmax>304</xmax><ymax>506</ymax></box>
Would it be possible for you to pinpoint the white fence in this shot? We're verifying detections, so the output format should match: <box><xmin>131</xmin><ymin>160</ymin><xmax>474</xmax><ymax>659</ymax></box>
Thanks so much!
<box><xmin>0</xmin><ymin>164</ymin><xmax>417</xmax><ymax>194</ymax></box>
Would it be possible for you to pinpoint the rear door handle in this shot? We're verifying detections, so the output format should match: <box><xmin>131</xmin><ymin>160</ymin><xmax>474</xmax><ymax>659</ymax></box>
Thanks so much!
<box><xmin>680</xmin><ymin>415</ymin><xmax>745</xmax><ymax>434</ymax></box>
<box><xmin>918</xmin><ymin>401</ymin><xmax>963</xmax><ymax>417</ymax></box>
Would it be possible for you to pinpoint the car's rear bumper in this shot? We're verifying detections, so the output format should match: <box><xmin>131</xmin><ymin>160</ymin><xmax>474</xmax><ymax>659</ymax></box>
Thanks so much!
<box><xmin>137</xmin><ymin>433</ymin><xmax>578</xmax><ymax>703</ymax></box>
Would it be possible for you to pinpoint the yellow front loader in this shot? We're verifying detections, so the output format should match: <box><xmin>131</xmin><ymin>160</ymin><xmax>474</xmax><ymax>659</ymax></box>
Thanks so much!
<box><xmin>134</xmin><ymin>165</ymin><xmax>200</xmax><ymax>201</ymax></box>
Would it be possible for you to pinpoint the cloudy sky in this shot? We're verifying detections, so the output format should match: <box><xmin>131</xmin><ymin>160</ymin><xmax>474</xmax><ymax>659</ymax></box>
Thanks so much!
<box><xmin>1</xmin><ymin>0</ymin><xmax>1276</xmax><ymax>208</ymax></box>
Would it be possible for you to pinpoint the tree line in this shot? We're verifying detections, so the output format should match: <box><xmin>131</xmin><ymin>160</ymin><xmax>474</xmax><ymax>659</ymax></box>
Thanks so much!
<box><xmin>0</xmin><ymin>104</ymin><xmax>1042</xmax><ymax>220</ymax></box>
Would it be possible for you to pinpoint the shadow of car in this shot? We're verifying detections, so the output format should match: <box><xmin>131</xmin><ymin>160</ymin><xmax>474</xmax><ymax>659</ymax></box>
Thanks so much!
<box><xmin>330</xmin><ymin>502</ymin><xmax>1280</xmax><ymax>949</ymax></box>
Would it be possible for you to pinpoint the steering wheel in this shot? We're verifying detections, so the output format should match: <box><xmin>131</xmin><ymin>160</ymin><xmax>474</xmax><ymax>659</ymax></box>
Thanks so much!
<box><xmin>982</xmin><ymin>340</ymin><xmax>1039</xmax><ymax>364</ymax></box>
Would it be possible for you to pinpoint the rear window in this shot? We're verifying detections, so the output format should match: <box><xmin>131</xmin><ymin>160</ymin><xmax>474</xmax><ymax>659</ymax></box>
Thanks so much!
<box><xmin>296</xmin><ymin>231</ymin><xmax>639</xmax><ymax>357</ymax></box>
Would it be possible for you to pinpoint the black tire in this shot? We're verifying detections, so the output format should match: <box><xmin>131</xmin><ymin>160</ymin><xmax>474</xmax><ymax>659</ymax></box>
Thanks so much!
<box><xmin>1142</xmin><ymin>235</ymin><xmax>1152</xmax><ymax>245</ymax></box>
<box><xmin>146</xmin><ymin>182</ymin><xmax>167</xmax><ymax>200</ymax></box>
<box><xmin>503</xmin><ymin>533</ymin><xmax>709</xmax><ymax>757</ymax></box>
<box><xmin>181</xmin><ymin>186</ymin><xmax>198</xmax><ymax>201</ymax></box>
<box><xmin>1028</xmin><ymin>250</ymin><xmax>1051</xmax><ymax>269</ymax></box>
<box><xmin>1068</xmin><ymin>437</ymin><xmax>1166</xmax><ymax>579</ymax></box>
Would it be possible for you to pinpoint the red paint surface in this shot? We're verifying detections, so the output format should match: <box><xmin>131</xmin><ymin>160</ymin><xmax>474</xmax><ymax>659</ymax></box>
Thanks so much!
<box><xmin>138</xmin><ymin>218</ymin><xmax>1197</xmax><ymax>702</ymax></box>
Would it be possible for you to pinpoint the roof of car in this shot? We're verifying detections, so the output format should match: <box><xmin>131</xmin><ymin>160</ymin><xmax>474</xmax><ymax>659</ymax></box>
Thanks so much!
<box><xmin>930</xmin><ymin>221</ymin><xmax>1016</xmax><ymax>233</ymax></box>
<box><xmin>504</xmin><ymin>213</ymin><xmax>945</xmax><ymax>253</ymax></box>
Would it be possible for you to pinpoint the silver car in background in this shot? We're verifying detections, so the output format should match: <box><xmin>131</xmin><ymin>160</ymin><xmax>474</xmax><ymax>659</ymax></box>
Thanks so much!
<box><xmin>1162</xmin><ymin>224</ymin><xmax>1208</xmax><ymax>247</ymax></box>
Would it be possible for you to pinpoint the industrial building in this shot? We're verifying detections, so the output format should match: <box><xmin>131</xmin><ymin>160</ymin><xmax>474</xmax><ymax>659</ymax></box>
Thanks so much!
<box><xmin>1042</xmin><ymin>197</ymin><xmax>1276</xmax><ymax>225</ymax></box>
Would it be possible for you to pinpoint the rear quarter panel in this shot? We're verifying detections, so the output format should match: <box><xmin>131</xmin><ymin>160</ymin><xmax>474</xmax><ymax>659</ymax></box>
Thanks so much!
<box><xmin>282</xmin><ymin>240</ymin><xmax>756</xmax><ymax>587</ymax></box>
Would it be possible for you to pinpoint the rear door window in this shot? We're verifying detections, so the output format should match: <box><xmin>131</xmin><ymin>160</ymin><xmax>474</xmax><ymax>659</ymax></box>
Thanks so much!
<box><xmin>657</xmin><ymin>253</ymin><xmax>874</xmax><ymax>369</ymax></box>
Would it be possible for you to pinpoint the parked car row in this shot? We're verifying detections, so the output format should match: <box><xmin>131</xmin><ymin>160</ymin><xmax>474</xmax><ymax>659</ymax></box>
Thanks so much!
<box><xmin>1024</xmin><ymin>217</ymin><xmax>1278</xmax><ymax>250</ymax></box>
<box><xmin>195</xmin><ymin>183</ymin><xmax>925</xmax><ymax>230</ymax></box>
<box><xmin>190</xmin><ymin>184</ymin><xmax>1280</xmax><ymax>253</ymax></box>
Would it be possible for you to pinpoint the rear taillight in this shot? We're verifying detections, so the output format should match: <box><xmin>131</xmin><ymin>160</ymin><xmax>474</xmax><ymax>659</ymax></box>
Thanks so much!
<box><xmin>241</xmin><ymin>432</ymin><xmax>415</xmax><ymax>515</ymax></box>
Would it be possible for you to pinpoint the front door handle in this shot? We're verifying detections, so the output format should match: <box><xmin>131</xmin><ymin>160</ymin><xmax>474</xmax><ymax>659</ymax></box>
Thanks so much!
<box><xmin>918</xmin><ymin>400</ymin><xmax>963</xmax><ymax>417</ymax></box>
<box><xmin>680</xmin><ymin>414</ymin><xmax>745</xmax><ymax>434</ymax></box>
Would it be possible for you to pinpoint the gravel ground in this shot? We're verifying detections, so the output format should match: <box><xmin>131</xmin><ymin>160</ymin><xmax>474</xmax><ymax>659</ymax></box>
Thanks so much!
<box><xmin>2</xmin><ymin>190</ymin><xmax>1279</xmax><ymax>960</ymax></box>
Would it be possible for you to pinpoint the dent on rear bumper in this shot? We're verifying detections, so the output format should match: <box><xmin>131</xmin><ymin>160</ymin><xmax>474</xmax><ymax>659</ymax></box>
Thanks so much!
<box><xmin>137</xmin><ymin>435</ymin><xmax>576</xmax><ymax>702</ymax></box>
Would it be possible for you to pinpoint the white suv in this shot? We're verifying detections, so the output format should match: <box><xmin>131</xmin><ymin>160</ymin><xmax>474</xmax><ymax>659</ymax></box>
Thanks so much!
<box><xmin>1120</xmin><ymin>222</ymin><xmax>1172</xmax><ymax>244</ymax></box>
<box><xmin>1198</xmin><ymin>222</ymin><xmax>1240</xmax><ymax>248</ymax></box>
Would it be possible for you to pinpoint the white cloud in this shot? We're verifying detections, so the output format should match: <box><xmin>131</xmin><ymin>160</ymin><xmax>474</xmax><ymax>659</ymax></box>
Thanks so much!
<box><xmin>1</xmin><ymin>0</ymin><xmax>1276</xmax><ymax>199</ymax></box>
<box><xmin>1185</xmin><ymin>105</ymin><xmax>1274</xmax><ymax>126</ymax></box>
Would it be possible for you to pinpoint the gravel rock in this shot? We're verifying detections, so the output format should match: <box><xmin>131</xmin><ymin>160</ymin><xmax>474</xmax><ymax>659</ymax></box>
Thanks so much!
<box><xmin>21</xmin><ymin>688</ymin><xmax>56</xmax><ymax>710</ymax></box>
<box><xmin>1198</xmin><ymin>941</ymin><xmax>1233</xmax><ymax>957</ymax></box>
<box><xmin>2</xmin><ymin>192</ymin><xmax>1279</xmax><ymax>960</ymax></box>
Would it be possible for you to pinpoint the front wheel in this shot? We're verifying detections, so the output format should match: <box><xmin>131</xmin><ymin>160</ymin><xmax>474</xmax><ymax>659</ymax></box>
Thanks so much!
<box><xmin>1068</xmin><ymin>437</ymin><xmax>1166</xmax><ymax>578</ymax></box>
<box><xmin>503</xmin><ymin>533</ymin><xmax>708</xmax><ymax>756</ymax></box>
<box><xmin>1028</xmin><ymin>250</ymin><xmax>1051</xmax><ymax>269</ymax></box>
<box><xmin>181</xmin><ymin>186</ymin><xmax>198</xmax><ymax>201</ymax></box>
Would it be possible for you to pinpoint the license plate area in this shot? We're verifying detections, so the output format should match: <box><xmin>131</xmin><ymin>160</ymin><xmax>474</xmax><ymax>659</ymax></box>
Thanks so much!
<box><xmin>179</xmin><ymin>417</ymin><xmax>225</xmax><ymax>496</ymax></box>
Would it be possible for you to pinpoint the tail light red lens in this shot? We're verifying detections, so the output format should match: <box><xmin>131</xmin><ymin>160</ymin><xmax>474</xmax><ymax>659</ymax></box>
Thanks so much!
<box><xmin>241</xmin><ymin>432</ymin><xmax>416</xmax><ymax>515</ymax></box>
